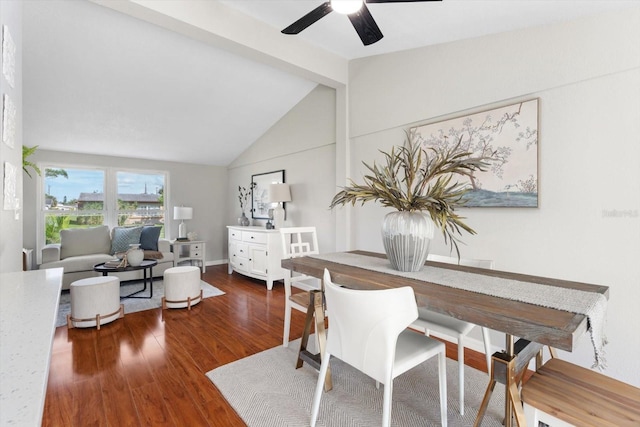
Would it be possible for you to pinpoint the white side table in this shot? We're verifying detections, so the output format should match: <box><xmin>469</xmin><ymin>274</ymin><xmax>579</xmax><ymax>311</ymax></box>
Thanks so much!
<box><xmin>170</xmin><ymin>240</ymin><xmax>206</xmax><ymax>273</ymax></box>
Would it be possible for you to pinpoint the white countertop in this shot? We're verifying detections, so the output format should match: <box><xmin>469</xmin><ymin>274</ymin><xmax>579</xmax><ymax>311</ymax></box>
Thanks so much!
<box><xmin>0</xmin><ymin>268</ymin><xmax>63</xmax><ymax>426</ymax></box>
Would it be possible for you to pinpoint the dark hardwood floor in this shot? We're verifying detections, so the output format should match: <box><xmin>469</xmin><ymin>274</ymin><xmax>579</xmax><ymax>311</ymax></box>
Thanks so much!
<box><xmin>42</xmin><ymin>264</ymin><xmax>490</xmax><ymax>427</ymax></box>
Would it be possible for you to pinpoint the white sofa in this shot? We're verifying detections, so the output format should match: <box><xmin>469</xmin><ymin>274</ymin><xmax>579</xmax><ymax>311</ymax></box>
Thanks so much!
<box><xmin>39</xmin><ymin>225</ymin><xmax>174</xmax><ymax>290</ymax></box>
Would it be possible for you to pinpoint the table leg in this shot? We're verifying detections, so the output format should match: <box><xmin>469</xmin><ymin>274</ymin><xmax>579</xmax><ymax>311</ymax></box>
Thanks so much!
<box><xmin>312</xmin><ymin>291</ymin><xmax>332</xmax><ymax>392</ymax></box>
<box><xmin>148</xmin><ymin>266</ymin><xmax>153</xmax><ymax>298</ymax></box>
<box><xmin>505</xmin><ymin>335</ymin><xmax>514</xmax><ymax>427</ymax></box>
<box><xmin>296</xmin><ymin>290</ymin><xmax>332</xmax><ymax>392</ymax></box>
<box><xmin>121</xmin><ymin>266</ymin><xmax>152</xmax><ymax>299</ymax></box>
<box><xmin>474</xmin><ymin>334</ymin><xmax>535</xmax><ymax>427</ymax></box>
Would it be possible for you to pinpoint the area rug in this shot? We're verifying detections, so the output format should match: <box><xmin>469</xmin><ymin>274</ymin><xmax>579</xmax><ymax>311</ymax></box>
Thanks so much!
<box><xmin>207</xmin><ymin>338</ymin><xmax>506</xmax><ymax>427</ymax></box>
<box><xmin>56</xmin><ymin>279</ymin><xmax>224</xmax><ymax>327</ymax></box>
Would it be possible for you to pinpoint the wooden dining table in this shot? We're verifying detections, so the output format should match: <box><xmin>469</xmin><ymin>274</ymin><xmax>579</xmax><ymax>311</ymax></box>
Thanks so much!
<box><xmin>281</xmin><ymin>250</ymin><xmax>609</xmax><ymax>427</ymax></box>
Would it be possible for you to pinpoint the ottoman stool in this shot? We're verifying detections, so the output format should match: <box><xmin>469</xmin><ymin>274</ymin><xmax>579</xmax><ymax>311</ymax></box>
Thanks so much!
<box><xmin>67</xmin><ymin>276</ymin><xmax>124</xmax><ymax>330</ymax></box>
<box><xmin>162</xmin><ymin>266</ymin><xmax>203</xmax><ymax>310</ymax></box>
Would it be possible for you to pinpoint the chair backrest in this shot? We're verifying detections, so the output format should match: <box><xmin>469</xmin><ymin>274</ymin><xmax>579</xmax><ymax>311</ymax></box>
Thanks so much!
<box><xmin>280</xmin><ymin>227</ymin><xmax>319</xmax><ymax>259</ymax></box>
<box><xmin>427</xmin><ymin>253</ymin><xmax>494</xmax><ymax>269</ymax></box>
<box><xmin>322</xmin><ymin>268</ymin><xmax>418</xmax><ymax>383</ymax></box>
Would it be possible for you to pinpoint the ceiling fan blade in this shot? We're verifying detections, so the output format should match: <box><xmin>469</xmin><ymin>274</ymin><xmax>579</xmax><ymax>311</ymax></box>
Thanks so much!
<box><xmin>348</xmin><ymin>3</ymin><xmax>383</xmax><ymax>45</ymax></box>
<box><xmin>282</xmin><ymin>2</ymin><xmax>333</xmax><ymax>34</ymax></box>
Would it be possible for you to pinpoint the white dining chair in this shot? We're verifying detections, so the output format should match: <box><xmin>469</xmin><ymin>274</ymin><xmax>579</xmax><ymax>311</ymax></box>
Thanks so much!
<box><xmin>411</xmin><ymin>253</ymin><xmax>494</xmax><ymax>416</ymax></box>
<box><xmin>311</xmin><ymin>268</ymin><xmax>447</xmax><ymax>427</ymax></box>
<box><xmin>279</xmin><ymin>226</ymin><xmax>321</xmax><ymax>347</ymax></box>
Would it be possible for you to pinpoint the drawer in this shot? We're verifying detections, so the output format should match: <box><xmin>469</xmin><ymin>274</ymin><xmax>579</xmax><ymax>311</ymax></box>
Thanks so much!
<box><xmin>235</xmin><ymin>243</ymin><xmax>249</xmax><ymax>257</ymax></box>
<box><xmin>190</xmin><ymin>251</ymin><xmax>202</xmax><ymax>257</ymax></box>
<box><xmin>233</xmin><ymin>257</ymin><xmax>249</xmax><ymax>273</ymax></box>
<box><xmin>229</xmin><ymin>229</ymin><xmax>242</xmax><ymax>241</ymax></box>
<box><xmin>190</xmin><ymin>244</ymin><xmax>202</xmax><ymax>251</ymax></box>
<box><xmin>242</xmin><ymin>231</ymin><xmax>267</xmax><ymax>244</ymax></box>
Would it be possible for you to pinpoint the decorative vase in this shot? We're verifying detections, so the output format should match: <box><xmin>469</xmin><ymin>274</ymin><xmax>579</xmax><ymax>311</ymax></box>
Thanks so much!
<box><xmin>238</xmin><ymin>212</ymin><xmax>250</xmax><ymax>226</ymax></box>
<box><xmin>381</xmin><ymin>211</ymin><xmax>435</xmax><ymax>272</ymax></box>
<box><xmin>127</xmin><ymin>244</ymin><xmax>144</xmax><ymax>267</ymax></box>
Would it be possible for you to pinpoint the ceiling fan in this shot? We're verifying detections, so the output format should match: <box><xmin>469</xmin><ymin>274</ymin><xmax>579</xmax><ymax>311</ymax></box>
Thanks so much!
<box><xmin>282</xmin><ymin>0</ymin><xmax>441</xmax><ymax>46</ymax></box>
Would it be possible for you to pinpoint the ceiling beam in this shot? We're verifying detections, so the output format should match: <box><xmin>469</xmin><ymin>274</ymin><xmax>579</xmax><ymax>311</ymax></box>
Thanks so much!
<box><xmin>91</xmin><ymin>0</ymin><xmax>348</xmax><ymax>88</ymax></box>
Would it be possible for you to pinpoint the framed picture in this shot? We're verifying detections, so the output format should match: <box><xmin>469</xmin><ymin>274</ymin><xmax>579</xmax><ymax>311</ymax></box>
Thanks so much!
<box><xmin>3</xmin><ymin>161</ymin><xmax>18</xmax><ymax>210</ymax></box>
<box><xmin>2</xmin><ymin>26</ymin><xmax>16</xmax><ymax>88</ymax></box>
<box><xmin>3</xmin><ymin>94</ymin><xmax>16</xmax><ymax>148</ymax></box>
<box><xmin>251</xmin><ymin>170</ymin><xmax>285</xmax><ymax>219</ymax></box>
<box><xmin>411</xmin><ymin>98</ymin><xmax>539</xmax><ymax>207</ymax></box>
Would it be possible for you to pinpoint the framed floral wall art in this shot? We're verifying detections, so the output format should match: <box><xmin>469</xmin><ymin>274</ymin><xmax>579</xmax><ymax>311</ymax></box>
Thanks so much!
<box><xmin>411</xmin><ymin>99</ymin><xmax>539</xmax><ymax>207</ymax></box>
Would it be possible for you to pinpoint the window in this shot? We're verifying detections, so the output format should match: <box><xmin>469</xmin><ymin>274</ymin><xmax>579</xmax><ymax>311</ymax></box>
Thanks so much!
<box><xmin>116</xmin><ymin>171</ymin><xmax>165</xmax><ymax>228</ymax></box>
<box><xmin>40</xmin><ymin>166</ymin><xmax>167</xmax><ymax>246</ymax></box>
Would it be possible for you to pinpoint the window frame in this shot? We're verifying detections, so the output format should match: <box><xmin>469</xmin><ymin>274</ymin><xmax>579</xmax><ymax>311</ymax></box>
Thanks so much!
<box><xmin>36</xmin><ymin>162</ymin><xmax>169</xmax><ymax>263</ymax></box>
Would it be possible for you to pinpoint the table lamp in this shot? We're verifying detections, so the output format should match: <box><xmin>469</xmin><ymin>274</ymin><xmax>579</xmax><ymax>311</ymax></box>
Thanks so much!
<box><xmin>268</xmin><ymin>183</ymin><xmax>291</xmax><ymax>229</ymax></box>
<box><xmin>173</xmin><ymin>206</ymin><xmax>193</xmax><ymax>241</ymax></box>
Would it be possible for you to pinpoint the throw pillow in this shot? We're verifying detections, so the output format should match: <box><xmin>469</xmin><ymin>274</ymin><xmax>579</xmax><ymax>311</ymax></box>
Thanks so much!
<box><xmin>60</xmin><ymin>225</ymin><xmax>111</xmax><ymax>259</ymax></box>
<box><xmin>139</xmin><ymin>226</ymin><xmax>162</xmax><ymax>251</ymax></box>
<box><xmin>110</xmin><ymin>226</ymin><xmax>143</xmax><ymax>255</ymax></box>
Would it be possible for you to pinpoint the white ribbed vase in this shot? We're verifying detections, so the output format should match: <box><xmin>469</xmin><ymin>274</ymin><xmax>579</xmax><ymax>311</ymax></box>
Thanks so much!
<box><xmin>381</xmin><ymin>211</ymin><xmax>435</xmax><ymax>272</ymax></box>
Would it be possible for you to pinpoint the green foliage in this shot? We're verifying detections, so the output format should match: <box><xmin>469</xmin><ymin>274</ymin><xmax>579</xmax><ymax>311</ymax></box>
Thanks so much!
<box><xmin>76</xmin><ymin>214</ymin><xmax>102</xmax><ymax>226</ymax></box>
<box><xmin>118</xmin><ymin>200</ymin><xmax>138</xmax><ymax>210</ymax></box>
<box><xmin>45</xmin><ymin>168</ymin><xmax>68</xmax><ymax>179</ymax></box>
<box><xmin>330</xmin><ymin>132</ymin><xmax>489</xmax><ymax>256</ymax></box>
<box><xmin>79</xmin><ymin>201</ymin><xmax>103</xmax><ymax>211</ymax></box>
<box><xmin>45</xmin><ymin>215</ymin><xmax>71</xmax><ymax>244</ymax></box>
<box><xmin>22</xmin><ymin>145</ymin><xmax>41</xmax><ymax>178</ymax></box>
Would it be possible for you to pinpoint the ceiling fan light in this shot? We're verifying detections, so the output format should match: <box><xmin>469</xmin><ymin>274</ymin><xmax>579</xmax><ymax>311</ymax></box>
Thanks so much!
<box><xmin>331</xmin><ymin>0</ymin><xmax>364</xmax><ymax>15</ymax></box>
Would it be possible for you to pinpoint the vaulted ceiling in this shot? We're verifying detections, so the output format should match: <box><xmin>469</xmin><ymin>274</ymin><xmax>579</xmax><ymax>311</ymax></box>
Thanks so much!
<box><xmin>21</xmin><ymin>0</ymin><xmax>638</xmax><ymax>166</ymax></box>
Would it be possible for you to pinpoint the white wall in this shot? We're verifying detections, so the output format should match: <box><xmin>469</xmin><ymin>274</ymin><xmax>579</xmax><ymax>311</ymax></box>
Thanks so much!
<box><xmin>227</xmin><ymin>85</ymin><xmax>337</xmax><ymax>258</ymax></box>
<box><xmin>22</xmin><ymin>150</ymin><xmax>229</xmax><ymax>265</ymax></box>
<box><xmin>0</xmin><ymin>2</ymin><xmax>23</xmax><ymax>273</ymax></box>
<box><xmin>344</xmin><ymin>8</ymin><xmax>640</xmax><ymax>386</ymax></box>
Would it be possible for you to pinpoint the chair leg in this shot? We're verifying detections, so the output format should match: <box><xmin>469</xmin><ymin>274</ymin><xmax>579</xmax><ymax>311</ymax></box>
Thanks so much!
<box><xmin>458</xmin><ymin>334</ymin><xmax>465</xmax><ymax>416</ymax></box>
<box><xmin>382</xmin><ymin>376</ymin><xmax>393</xmax><ymax>427</ymax></box>
<box><xmin>438</xmin><ymin>350</ymin><xmax>448</xmax><ymax>427</ymax></box>
<box><xmin>283</xmin><ymin>302</ymin><xmax>292</xmax><ymax>347</ymax></box>
<box><xmin>310</xmin><ymin>351</ymin><xmax>331</xmax><ymax>427</ymax></box>
<box><xmin>481</xmin><ymin>327</ymin><xmax>492</xmax><ymax>376</ymax></box>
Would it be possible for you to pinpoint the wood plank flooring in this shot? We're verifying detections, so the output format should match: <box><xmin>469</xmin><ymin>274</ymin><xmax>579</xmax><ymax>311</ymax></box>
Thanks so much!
<box><xmin>42</xmin><ymin>264</ymin><xmax>491</xmax><ymax>427</ymax></box>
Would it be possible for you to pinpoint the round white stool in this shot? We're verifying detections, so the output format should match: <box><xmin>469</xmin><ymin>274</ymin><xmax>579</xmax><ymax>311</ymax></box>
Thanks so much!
<box><xmin>67</xmin><ymin>276</ymin><xmax>123</xmax><ymax>329</ymax></box>
<box><xmin>162</xmin><ymin>266</ymin><xmax>202</xmax><ymax>310</ymax></box>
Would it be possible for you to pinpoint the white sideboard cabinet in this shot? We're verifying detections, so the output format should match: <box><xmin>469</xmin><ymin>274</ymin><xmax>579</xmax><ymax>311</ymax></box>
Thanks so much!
<box><xmin>227</xmin><ymin>226</ymin><xmax>285</xmax><ymax>290</ymax></box>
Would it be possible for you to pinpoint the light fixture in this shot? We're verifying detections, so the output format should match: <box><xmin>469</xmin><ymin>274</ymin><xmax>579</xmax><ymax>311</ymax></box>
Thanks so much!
<box><xmin>331</xmin><ymin>0</ymin><xmax>363</xmax><ymax>15</ymax></box>
<box><xmin>268</xmin><ymin>184</ymin><xmax>291</xmax><ymax>229</ymax></box>
<box><xmin>173</xmin><ymin>206</ymin><xmax>193</xmax><ymax>241</ymax></box>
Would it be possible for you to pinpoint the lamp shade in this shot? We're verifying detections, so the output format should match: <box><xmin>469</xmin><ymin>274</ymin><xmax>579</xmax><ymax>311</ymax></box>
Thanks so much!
<box><xmin>173</xmin><ymin>206</ymin><xmax>193</xmax><ymax>220</ymax></box>
<box><xmin>269</xmin><ymin>184</ymin><xmax>292</xmax><ymax>203</ymax></box>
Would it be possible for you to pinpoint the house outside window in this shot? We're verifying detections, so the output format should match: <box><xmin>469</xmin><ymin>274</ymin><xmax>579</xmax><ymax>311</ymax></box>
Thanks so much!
<box><xmin>40</xmin><ymin>166</ymin><xmax>167</xmax><ymax>247</ymax></box>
